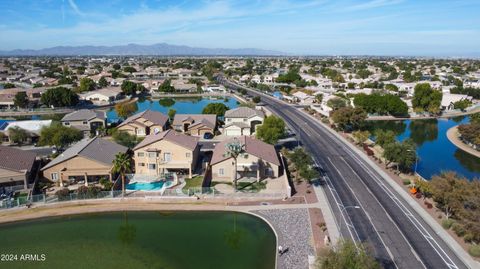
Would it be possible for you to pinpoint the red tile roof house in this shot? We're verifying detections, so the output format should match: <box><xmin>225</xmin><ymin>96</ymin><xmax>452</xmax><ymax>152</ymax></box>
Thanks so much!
<box><xmin>209</xmin><ymin>136</ymin><xmax>281</xmax><ymax>183</ymax></box>
<box><xmin>0</xmin><ymin>145</ymin><xmax>38</xmax><ymax>190</ymax></box>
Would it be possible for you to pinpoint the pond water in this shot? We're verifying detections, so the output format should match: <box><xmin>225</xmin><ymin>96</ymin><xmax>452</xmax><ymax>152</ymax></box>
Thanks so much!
<box><xmin>365</xmin><ymin>116</ymin><xmax>480</xmax><ymax>180</ymax></box>
<box><xmin>106</xmin><ymin>96</ymin><xmax>239</xmax><ymax>122</ymax></box>
<box><xmin>0</xmin><ymin>211</ymin><xmax>276</xmax><ymax>269</ymax></box>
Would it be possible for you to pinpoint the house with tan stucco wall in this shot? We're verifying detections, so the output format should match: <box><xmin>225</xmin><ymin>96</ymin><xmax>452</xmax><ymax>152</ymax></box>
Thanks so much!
<box><xmin>0</xmin><ymin>145</ymin><xmax>37</xmax><ymax>190</ymax></box>
<box><xmin>117</xmin><ymin>110</ymin><xmax>169</xmax><ymax>137</ymax></box>
<box><xmin>41</xmin><ymin>137</ymin><xmax>127</xmax><ymax>187</ymax></box>
<box><xmin>132</xmin><ymin>130</ymin><xmax>200</xmax><ymax>178</ymax></box>
<box><xmin>210</xmin><ymin>136</ymin><xmax>280</xmax><ymax>183</ymax></box>
<box><xmin>172</xmin><ymin>114</ymin><xmax>217</xmax><ymax>138</ymax></box>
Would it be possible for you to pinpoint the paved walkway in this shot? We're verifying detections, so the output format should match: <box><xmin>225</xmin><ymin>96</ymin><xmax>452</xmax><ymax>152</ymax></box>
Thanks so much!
<box><xmin>447</xmin><ymin>126</ymin><xmax>480</xmax><ymax>158</ymax></box>
<box><xmin>301</xmin><ymin>109</ymin><xmax>480</xmax><ymax>269</ymax></box>
<box><xmin>367</xmin><ymin>105</ymin><xmax>480</xmax><ymax>121</ymax></box>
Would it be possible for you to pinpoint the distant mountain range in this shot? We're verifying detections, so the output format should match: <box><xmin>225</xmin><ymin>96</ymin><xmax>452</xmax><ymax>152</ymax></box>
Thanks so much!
<box><xmin>0</xmin><ymin>43</ymin><xmax>286</xmax><ymax>56</ymax></box>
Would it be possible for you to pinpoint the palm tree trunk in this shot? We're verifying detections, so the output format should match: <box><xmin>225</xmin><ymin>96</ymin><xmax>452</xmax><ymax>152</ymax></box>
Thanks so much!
<box><xmin>121</xmin><ymin>173</ymin><xmax>125</xmax><ymax>197</ymax></box>
<box><xmin>234</xmin><ymin>158</ymin><xmax>238</xmax><ymax>191</ymax></box>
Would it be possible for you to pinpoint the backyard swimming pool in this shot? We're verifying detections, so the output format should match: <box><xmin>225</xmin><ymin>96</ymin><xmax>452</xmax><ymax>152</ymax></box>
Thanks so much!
<box><xmin>126</xmin><ymin>181</ymin><xmax>170</xmax><ymax>191</ymax></box>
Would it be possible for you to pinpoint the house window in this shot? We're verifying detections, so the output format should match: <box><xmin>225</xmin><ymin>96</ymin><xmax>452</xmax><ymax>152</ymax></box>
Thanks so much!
<box><xmin>164</xmin><ymin>152</ymin><xmax>172</xmax><ymax>162</ymax></box>
<box><xmin>148</xmin><ymin>152</ymin><xmax>157</xmax><ymax>158</ymax></box>
<box><xmin>186</xmin><ymin>152</ymin><xmax>191</xmax><ymax>158</ymax></box>
<box><xmin>219</xmin><ymin>168</ymin><xmax>224</xmax><ymax>175</ymax></box>
<box><xmin>51</xmin><ymin>173</ymin><xmax>59</xmax><ymax>181</ymax></box>
<box><xmin>138</xmin><ymin>163</ymin><xmax>145</xmax><ymax>167</ymax></box>
<box><xmin>137</xmin><ymin>152</ymin><xmax>144</xmax><ymax>157</ymax></box>
<box><xmin>83</xmin><ymin>121</ymin><xmax>88</xmax><ymax>125</ymax></box>
<box><xmin>64</xmin><ymin>122</ymin><xmax>70</xmax><ymax>126</ymax></box>
<box><xmin>148</xmin><ymin>164</ymin><xmax>156</xmax><ymax>170</ymax></box>
<box><xmin>227</xmin><ymin>118</ymin><xmax>231</xmax><ymax>122</ymax></box>
<box><xmin>137</xmin><ymin>129</ymin><xmax>145</xmax><ymax>135</ymax></box>
<box><xmin>243</xmin><ymin>119</ymin><xmax>247</xmax><ymax>122</ymax></box>
<box><xmin>265</xmin><ymin>168</ymin><xmax>274</xmax><ymax>177</ymax></box>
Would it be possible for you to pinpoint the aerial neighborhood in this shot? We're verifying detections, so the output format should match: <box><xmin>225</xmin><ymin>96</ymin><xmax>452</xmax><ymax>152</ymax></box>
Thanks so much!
<box><xmin>1</xmin><ymin>56</ymin><xmax>479</xmax><ymax>196</ymax></box>
<box><xmin>1</xmin><ymin>55</ymin><xmax>480</xmax><ymax>269</ymax></box>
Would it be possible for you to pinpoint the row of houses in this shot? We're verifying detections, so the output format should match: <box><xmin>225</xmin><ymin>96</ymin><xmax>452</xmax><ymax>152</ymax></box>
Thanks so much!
<box><xmin>0</xmin><ymin>106</ymin><xmax>273</xmax><ymax>192</ymax></box>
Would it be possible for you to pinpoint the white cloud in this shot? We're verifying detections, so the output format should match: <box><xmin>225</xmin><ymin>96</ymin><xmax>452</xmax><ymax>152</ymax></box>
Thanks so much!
<box><xmin>68</xmin><ymin>0</ymin><xmax>84</xmax><ymax>16</ymax></box>
<box><xmin>346</xmin><ymin>0</ymin><xmax>403</xmax><ymax>11</ymax></box>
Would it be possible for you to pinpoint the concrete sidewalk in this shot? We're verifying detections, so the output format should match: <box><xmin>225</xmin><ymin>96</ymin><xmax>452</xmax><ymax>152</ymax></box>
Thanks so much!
<box><xmin>301</xmin><ymin>108</ymin><xmax>480</xmax><ymax>269</ymax></box>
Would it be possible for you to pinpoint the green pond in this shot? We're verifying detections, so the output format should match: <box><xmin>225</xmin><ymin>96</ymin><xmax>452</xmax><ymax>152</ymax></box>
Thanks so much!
<box><xmin>0</xmin><ymin>211</ymin><xmax>276</xmax><ymax>269</ymax></box>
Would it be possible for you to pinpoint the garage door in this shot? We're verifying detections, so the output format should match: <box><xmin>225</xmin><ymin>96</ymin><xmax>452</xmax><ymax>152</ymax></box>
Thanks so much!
<box><xmin>225</xmin><ymin>129</ymin><xmax>242</xmax><ymax>136</ymax></box>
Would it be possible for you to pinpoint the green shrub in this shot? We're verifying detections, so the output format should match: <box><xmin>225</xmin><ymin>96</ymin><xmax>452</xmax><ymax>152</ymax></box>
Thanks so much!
<box><xmin>464</xmin><ymin>233</ymin><xmax>475</xmax><ymax>243</ymax></box>
<box><xmin>452</xmin><ymin>223</ymin><xmax>466</xmax><ymax>237</ymax></box>
<box><xmin>99</xmin><ymin>178</ymin><xmax>113</xmax><ymax>190</ymax></box>
<box><xmin>441</xmin><ymin>219</ymin><xmax>454</xmax><ymax>229</ymax></box>
<box><xmin>55</xmin><ymin>188</ymin><xmax>70</xmax><ymax>201</ymax></box>
<box><xmin>402</xmin><ymin>179</ymin><xmax>411</xmax><ymax>185</ymax></box>
<box><xmin>468</xmin><ymin>245</ymin><xmax>480</xmax><ymax>257</ymax></box>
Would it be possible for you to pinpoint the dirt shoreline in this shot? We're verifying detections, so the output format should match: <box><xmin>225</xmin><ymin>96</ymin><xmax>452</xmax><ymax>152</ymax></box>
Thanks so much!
<box><xmin>446</xmin><ymin>125</ymin><xmax>480</xmax><ymax>158</ymax></box>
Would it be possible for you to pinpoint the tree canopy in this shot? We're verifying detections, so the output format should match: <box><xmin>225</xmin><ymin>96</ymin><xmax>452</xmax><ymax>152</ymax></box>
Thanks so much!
<box><xmin>412</xmin><ymin>83</ymin><xmax>442</xmax><ymax>114</ymax></box>
<box><xmin>8</xmin><ymin>126</ymin><xmax>29</xmax><ymax>145</ymax></box>
<box><xmin>121</xmin><ymin>80</ymin><xmax>140</xmax><ymax>95</ymax></box>
<box><xmin>38</xmin><ymin>122</ymin><xmax>83</xmax><ymax>148</ymax></box>
<box><xmin>316</xmin><ymin>240</ymin><xmax>380</xmax><ymax>269</ymax></box>
<box><xmin>98</xmin><ymin>76</ymin><xmax>108</xmax><ymax>88</ymax></box>
<box><xmin>202</xmin><ymin>103</ymin><xmax>229</xmax><ymax>116</ymax></box>
<box><xmin>157</xmin><ymin>79</ymin><xmax>175</xmax><ymax>93</ymax></box>
<box><xmin>327</xmin><ymin>97</ymin><xmax>347</xmax><ymax>110</ymax></box>
<box><xmin>256</xmin><ymin>116</ymin><xmax>286</xmax><ymax>144</ymax></box>
<box><xmin>13</xmin><ymin>91</ymin><xmax>29</xmax><ymax>108</ymax></box>
<box><xmin>354</xmin><ymin>93</ymin><xmax>408</xmax><ymax>116</ymax></box>
<box><xmin>40</xmin><ymin>87</ymin><xmax>79</xmax><ymax>107</ymax></box>
<box><xmin>115</xmin><ymin>101</ymin><xmax>138</xmax><ymax>119</ymax></box>
<box><xmin>331</xmin><ymin>107</ymin><xmax>367</xmax><ymax>131</ymax></box>
<box><xmin>78</xmin><ymin>77</ymin><xmax>96</xmax><ymax>92</ymax></box>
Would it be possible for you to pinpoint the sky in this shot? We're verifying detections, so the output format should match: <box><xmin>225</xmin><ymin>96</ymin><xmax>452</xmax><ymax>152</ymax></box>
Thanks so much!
<box><xmin>0</xmin><ymin>0</ymin><xmax>479</xmax><ymax>56</ymax></box>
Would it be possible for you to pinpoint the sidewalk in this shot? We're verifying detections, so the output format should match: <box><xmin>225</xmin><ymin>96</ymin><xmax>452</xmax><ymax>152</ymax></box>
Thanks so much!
<box><xmin>301</xmin><ymin>108</ymin><xmax>480</xmax><ymax>269</ymax></box>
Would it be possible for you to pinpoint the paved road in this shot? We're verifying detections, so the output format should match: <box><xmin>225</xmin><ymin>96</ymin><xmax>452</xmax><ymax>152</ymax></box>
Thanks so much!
<box><xmin>219</xmin><ymin>77</ymin><xmax>468</xmax><ymax>269</ymax></box>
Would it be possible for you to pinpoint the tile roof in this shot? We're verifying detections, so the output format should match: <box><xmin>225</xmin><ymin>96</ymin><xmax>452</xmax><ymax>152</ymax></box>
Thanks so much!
<box><xmin>172</xmin><ymin>114</ymin><xmax>217</xmax><ymax>129</ymax></box>
<box><xmin>133</xmin><ymin>129</ymin><xmax>199</xmax><ymax>151</ymax></box>
<box><xmin>0</xmin><ymin>145</ymin><xmax>36</xmax><ymax>172</ymax></box>
<box><xmin>224</xmin><ymin>107</ymin><xmax>264</xmax><ymax>119</ymax></box>
<box><xmin>118</xmin><ymin>110</ymin><xmax>169</xmax><ymax>128</ymax></box>
<box><xmin>61</xmin><ymin>109</ymin><xmax>105</xmax><ymax>122</ymax></box>
<box><xmin>210</xmin><ymin>136</ymin><xmax>280</xmax><ymax>166</ymax></box>
<box><xmin>41</xmin><ymin>137</ymin><xmax>127</xmax><ymax>171</ymax></box>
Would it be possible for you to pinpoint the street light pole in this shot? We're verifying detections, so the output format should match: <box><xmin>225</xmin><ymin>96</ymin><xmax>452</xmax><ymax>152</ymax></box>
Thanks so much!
<box><xmin>339</xmin><ymin>205</ymin><xmax>361</xmax><ymax>235</ymax></box>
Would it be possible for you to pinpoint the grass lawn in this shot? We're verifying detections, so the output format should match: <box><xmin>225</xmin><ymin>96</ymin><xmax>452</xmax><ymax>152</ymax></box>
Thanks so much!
<box><xmin>183</xmin><ymin>176</ymin><xmax>204</xmax><ymax>190</ymax></box>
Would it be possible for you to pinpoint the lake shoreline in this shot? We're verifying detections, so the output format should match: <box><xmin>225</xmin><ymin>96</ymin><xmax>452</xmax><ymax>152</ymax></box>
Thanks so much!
<box><xmin>447</xmin><ymin>126</ymin><xmax>480</xmax><ymax>158</ymax></box>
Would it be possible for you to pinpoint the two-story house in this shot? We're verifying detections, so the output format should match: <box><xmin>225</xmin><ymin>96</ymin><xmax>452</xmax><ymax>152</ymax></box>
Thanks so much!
<box><xmin>172</xmin><ymin>114</ymin><xmax>217</xmax><ymax>138</ymax></box>
<box><xmin>61</xmin><ymin>109</ymin><xmax>106</xmax><ymax>137</ymax></box>
<box><xmin>224</xmin><ymin>107</ymin><xmax>265</xmax><ymax>136</ymax></box>
<box><xmin>117</xmin><ymin>110</ymin><xmax>169</xmax><ymax>137</ymax></box>
<box><xmin>132</xmin><ymin>130</ymin><xmax>200</xmax><ymax>178</ymax></box>
<box><xmin>210</xmin><ymin>136</ymin><xmax>280</xmax><ymax>183</ymax></box>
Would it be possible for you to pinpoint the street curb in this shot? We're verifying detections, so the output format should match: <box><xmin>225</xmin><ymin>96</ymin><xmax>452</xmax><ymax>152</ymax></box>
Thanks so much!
<box><xmin>301</xmin><ymin>109</ymin><xmax>479</xmax><ymax>269</ymax></box>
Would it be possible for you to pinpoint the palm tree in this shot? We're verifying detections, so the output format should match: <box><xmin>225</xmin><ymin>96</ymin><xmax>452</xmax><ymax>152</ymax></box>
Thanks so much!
<box><xmin>112</xmin><ymin>152</ymin><xmax>132</xmax><ymax>197</ymax></box>
<box><xmin>224</xmin><ymin>138</ymin><xmax>245</xmax><ymax>191</ymax></box>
